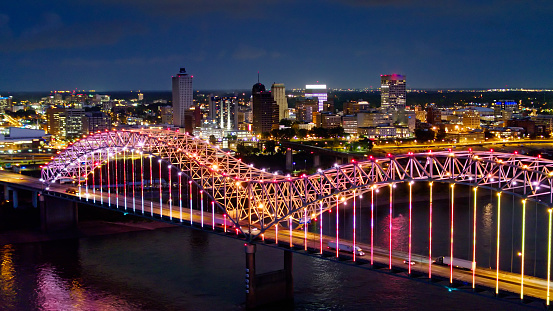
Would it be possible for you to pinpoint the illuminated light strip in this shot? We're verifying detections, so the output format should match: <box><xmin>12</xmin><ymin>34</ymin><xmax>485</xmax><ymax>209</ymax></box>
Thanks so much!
<box><xmin>124</xmin><ymin>151</ymin><xmax>127</xmax><ymax>209</ymax></box>
<box><xmin>450</xmin><ymin>184</ymin><xmax>454</xmax><ymax>284</ymax></box>
<box><xmin>140</xmin><ymin>155</ymin><xmax>144</xmax><ymax>214</ymax></box>
<box><xmin>304</xmin><ymin>208</ymin><xmax>307</xmax><ymax>251</ymax></box>
<box><xmin>159</xmin><ymin>160</ymin><xmax>162</xmax><ymax>217</ymax></box>
<box><xmin>389</xmin><ymin>184</ymin><xmax>393</xmax><ymax>270</ymax></box>
<box><xmin>149</xmin><ymin>156</ymin><xmax>153</xmax><ymax>216</ymax></box>
<box><xmin>408</xmin><ymin>181</ymin><xmax>413</xmax><ymax>274</ymax></box>
<box><xmin>107</xmin><ymin>154</ymin><xmax>110</xmax><ymax>206</ymax></box>
<box><xmin>212</xmin><ymin>201</ymin><xmax>215</xmax><ymax>230</ymax></box>
<box><xmin>429</xmin><ymin>182</ymin><xmax>433</xmax><ymax>279</ymax></box>
<box><xmin>168</xmin><ymin>165</ymin><xmax>172</xmax><ymax>220</ymax></box>
<box><xmin>496</xmin><ymin>192</ymin><xmax>501</xmax><ymax>295</ymax></box>
<box><xmin>371</xmin><ymin>187</ymin><xmax>374</xmax><ymax>266</ymax></box>
<box><xmin>224</xmin><ymin>214</ymin><xmax>227</xmax><ymax>232</ymax></box>
<box><xmin>92</xmin><ymin>153</ymin><xmax>95</xmax><ymax>203</ymax></box>
<box><xmin>132</xmin><ymin>151</ymin><xmax>135</xmax><ymax>212</ymax></box>
<box><xmin>289</xmin><ymin>217</ymin><xmax>293</xmax><ymax>248</ymax></box>
<box><xmin>189</xmin><ymin>180</ymin><xmax>193</xmax><ymax>225</ymax></box>
<box><xmin>115</xmin><ymin>152</ymin><xmax>118</xmax><ymax>206</ymax></box>
<box><xmin>521</xmin><ymin>199</ymin><xmax>526</xmax><ymax>300</ymax></box>
<box><xmin>353</xmin><ymin>194</ymin><xmax>356</xmax><ymax>262</ymax></box>
<box><xmin>99</xmin><ymin>152</ymin><xmax>103</xmax><ymax>204</ymax></box>
<box><xmin>336</xmin><ymin>196</ymin><xmax>339</xmax><ymax>258</ymax></box>
<box><xmin>320</xmin><ymin>201</ymin><xmax>323</xmax><ymax>254</ymax></box>
<box><xmin>179</xmin><ymin>173</ymin><xmax>182</xmax><ymax>222</ymax></box>
<box><xmin>472</xmin><ymin>187</ymin><xmax>477</xmax><ymax>289</ymax></box>
<box><xmin>545</xmin><ymin>208</ymin><xmax>552</xmax><ymax>306</ymax></box>
<box><xmin>200</xmin><ymin>190</ymin><xmax>204</xmax><ymax>227</ymax></box>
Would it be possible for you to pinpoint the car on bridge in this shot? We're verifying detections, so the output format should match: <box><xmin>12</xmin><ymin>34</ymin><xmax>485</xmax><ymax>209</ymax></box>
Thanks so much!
<box><xmin>65</xmin><ymin>188</ymin><xmax>78</xmax><ymax>195</ymax></box>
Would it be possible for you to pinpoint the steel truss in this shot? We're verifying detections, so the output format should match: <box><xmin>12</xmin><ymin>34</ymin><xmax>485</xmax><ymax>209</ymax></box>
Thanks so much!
<box><xmin>42</xmin><ymin>129</ymin><xmax>553</xmax><ymax>238</ymax></box>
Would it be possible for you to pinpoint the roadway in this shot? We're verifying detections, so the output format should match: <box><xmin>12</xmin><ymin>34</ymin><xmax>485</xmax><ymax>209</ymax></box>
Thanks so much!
<box><xmin>0</xmin><ymin>170</ymin><xmax>550</xmax><ymax>305</ymax></box>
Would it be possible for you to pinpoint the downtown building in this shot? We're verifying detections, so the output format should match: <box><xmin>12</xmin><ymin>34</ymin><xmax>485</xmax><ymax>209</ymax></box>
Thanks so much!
<box><xmin>252</xmin><ymin>82</ymin><xmax>279</xmax><ymax>134</ymax></box>
<box><xmin>271</xmin><ymin>83</ymin><xmax>287</xmax><ymax>121</ymax></box>
<box><xmin>305</xmin><ymin>84</ymin><xmax>327</xmax><ymax>112</ymax></box>
<box><xmin>380</xmin><ymin>74</ymin><xmax>406</xmax><ymax>112</ymax></box>
<box><xmin>172</xmin><ymin>67</ymin><xmax>193</xmax><ymax>128</ymax></box>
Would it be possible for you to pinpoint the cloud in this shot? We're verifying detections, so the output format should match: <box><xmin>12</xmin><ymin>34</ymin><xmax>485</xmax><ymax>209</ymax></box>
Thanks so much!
<box><xmin>232</xmin><ymin>45</ymin><xmax>267</xmax><ymax>60</ymax></box>
<box><xmin>0</xmin><ymin>19</ymin><xmax>146</xmax><ymax>52</ymax></box>
<box><xmin>88</xmin><ymin>0</ymin><xmax>283</xmax><ymax>17</ymax></box>
<box><xmin>60</xmin><ymin>54</ymin><xmax>204</xmax><ymax>67</ymax></box>
<box><xmin>21</xmin><ymin>12</ymin><xmax>63</xmax><ymax>38</ymax></box>
<box><xmin>0</xmin><ymin>14</ymin><xmax>12</xmax><ymax>38</ymax></box>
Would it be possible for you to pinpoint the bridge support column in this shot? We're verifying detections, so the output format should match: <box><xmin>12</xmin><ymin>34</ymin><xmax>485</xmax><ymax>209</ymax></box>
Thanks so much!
<box><xmin>4</xmin><ymin>184</ymin><xmax>9</xmax><ymax>201</ymax></box>
<box><xmin>245</xmin><ymin>244</ymin><xmax>293</xmax><ymax>310</ymax></box>
<box><xmin>40</xmin><ymin>195</ymin><xmax>78</xmax><ymax>233</ymax></box>
<box><xmin>32</xmin><ymin>191</ymin><xmax>38</xmax><ymax>208</ymax></box>
<box><xmin>313</xmin><ymin>154</ymin><xmax>320</xmax><ymax>168</ymax></box>
<box><xmin>286</xmin><ymin>148</ymin><xmax>293</xmax><ymax>172</ymax></box>
<box><xmin>12</xmin><ymin>189</ymin><xmax>18</xmax><ymax>208</ymax></box>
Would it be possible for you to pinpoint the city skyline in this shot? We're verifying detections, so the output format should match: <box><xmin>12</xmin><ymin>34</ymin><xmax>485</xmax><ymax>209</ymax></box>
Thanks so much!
<box><xmin>1</xmin><ymin>1</ymin><xmax>552</xmax><ymax>92</ymax></box>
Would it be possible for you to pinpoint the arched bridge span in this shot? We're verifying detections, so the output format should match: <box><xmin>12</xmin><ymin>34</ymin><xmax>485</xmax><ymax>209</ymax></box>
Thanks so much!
<box><xmin>41</xmin><ymin>129</ymin><xmax>553</xmax><ymax>238</ymax></box>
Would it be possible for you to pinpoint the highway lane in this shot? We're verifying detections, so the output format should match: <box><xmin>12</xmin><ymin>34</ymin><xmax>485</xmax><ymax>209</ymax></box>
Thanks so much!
<box><xmin>0</xmin><ymin>170</ymin><xmax>551</xmax><ymax>304</ymax></box>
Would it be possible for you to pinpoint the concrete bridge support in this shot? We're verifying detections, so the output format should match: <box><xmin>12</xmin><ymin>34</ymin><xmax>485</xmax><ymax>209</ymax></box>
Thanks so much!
<box><xmin>3</xmin><ymin>184</ymin><xmax>8</xmax><ymax>201</ymax></box>
<box><xmin>286</xmin><ymin>148</ymin><xmax>293</xmax><ymax>172</ymax></box>
<box><xmin>12</xmin><ymin>189</ymin><xmax>18</xmax><ymax>208</ymax></box>
<box><xmin>39</xmin><ymin>195</ymin><xmax>78</xmax><ymax>232</ymax></box>
<box><xmin>313</xmin><ymin>154</ymin><xmax>320</xmax><ymax>168</ymax></box>
<box><xmin>245</xmin><ymin>244</ymin><xmax>293</xmax><ymax>309</ymax></box>
<box><xmin>3</xmin><ymin>185</ymin><xmax>19</xmax><ymax>208</ymax></box>
<box><xmin>32</xmin><ymin>191</ymin><xmax>38</xmax><ymax>208</ymax></box>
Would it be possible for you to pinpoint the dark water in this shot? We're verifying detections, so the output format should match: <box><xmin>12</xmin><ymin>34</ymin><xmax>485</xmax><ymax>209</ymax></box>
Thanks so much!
<box><xmin>0</xmin><ymin>224</ymin><xmax>536</xmax><ymax>311</ymax></box>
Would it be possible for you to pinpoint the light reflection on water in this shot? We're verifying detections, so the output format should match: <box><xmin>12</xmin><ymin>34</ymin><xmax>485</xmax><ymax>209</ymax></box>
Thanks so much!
<box><xmin>0</xmin><ymin>226</ymin><xmax>536</xmax><ymax>310</ymax></box>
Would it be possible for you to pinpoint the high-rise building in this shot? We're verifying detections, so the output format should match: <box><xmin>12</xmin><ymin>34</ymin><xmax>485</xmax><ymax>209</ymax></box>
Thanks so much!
<box><xmin>209</xmin><ymin>96</ymin><xmax>238</xmax><ymax>130</ymax></box>
<box><xmin>172</xmin><ymin>67</ymin><xmax>193</xmax><ymax>128</ymax></box>
<box><xmin>47</xmin><ymin>108</ymin><xmax>65</xmax><ymax>136</ymax></box>
<box><xmin>305</xmin><ymin>84</ymin><xmax>327</xmax><ymax>111</ymax></box>
<box><xmin>271</xmin><ymin>83</ymin><xmax>287</xmax><ymax>121</ymax></box>
<box><xmin>65</xmin><ymin>109</ymin><xmax>85</xmax><ymax>139</ymax></box>
<box><xmin>252</xmin><ymin>82</ymin><xmax>279</xmax><ymax>134</ymax></box>
<box><xmin>83</xmin><ymin>111</ymin><xmax>112</xmax><ymax>134</ymax></box>
<box><xmin>380</xmin><ymin>74</ymin><xmax>406</xmax><ymax>111</ymax></box>
<box><xmin>295</xmin><ymin>99</ymin><xmax>319</xmax><ymax>123</ymax></box>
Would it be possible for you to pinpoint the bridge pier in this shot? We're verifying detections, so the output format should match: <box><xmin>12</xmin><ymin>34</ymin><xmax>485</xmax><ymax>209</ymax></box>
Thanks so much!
<box><xmin>39</xmin><ymin>195</ymin><xmax>78</xmax><ymax>232</ymax></box>
<box><xmin>313</xmin><ymin>154</ymin><xmax>320</xmax><ymax>168</ymax></box>
<box><xmin>245</xmin><ymin>244</ymin><xmax>293</xmax><ymax>309</ymax></box>
<box><xmin>32</xmin><ymin>191</ymin><xmax>38</xmax><ymax>208</ymax></box>
<box><xmin>12</xmin><ymin>188</ymin><xmax>18</xmax><ymax>208</ymax></box>
<box><xmin>286</xmin><ymin>148</ymin><xmax>293</xmax><ymax>172</ymax></box>
<box><xmin>3</xmin><ymin>184</ymin><xmax>8</xmax><ymax>201</ymax></box>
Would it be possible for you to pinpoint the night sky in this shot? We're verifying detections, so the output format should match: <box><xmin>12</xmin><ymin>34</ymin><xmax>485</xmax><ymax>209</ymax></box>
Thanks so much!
<box><xmin>1</xmin><ymin>0</ymin><xmax>552</xmax><ymax>91</ymax></box>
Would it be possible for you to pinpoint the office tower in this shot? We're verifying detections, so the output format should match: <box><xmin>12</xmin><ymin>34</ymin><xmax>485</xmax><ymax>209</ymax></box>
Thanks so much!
<box><xmin>209</xmin><ymin>96</ymin><xmax>238</xmax><ymax>130</ymax></box>
<box><xmin>252</xmin><ymin>82</ymin><xmax>279</xmax><ymax>134</ymax></box>
<box><xmin>295</xmin><ymin>99</ymin><xmax>319</xmax><ymax>123</ymax></box>
<box><xmin>83</xmin><ymin>111</ymin><xmax>112</xmax><ymax>134</ymax></box>
<box><xmin>47</xmin><ymin>108</ymin><xmax>65</xmax><ymax>136</ymax></box>
<box><xmin>65</xmin><ymin>109</ymin><xmax>85</xmax><ymax>139</ymax></box>
<box><xmin>172</xmin><ymin>67</ymin><xmax>193</xmax><ymax>128</ymax></box>
<box><xmin>271</xmin><ymin>83</ymin><xmax>287</xmax><ymax>121</ymax></box>
<box><xmin>380</xmin><ymin>74</ymin><xmax>406</xmax><ymax>111</ymax></box>
<box><xmin>305</xmin><ymin>84</ymin><xmax>327</xmax><ymax>111</ymax></box>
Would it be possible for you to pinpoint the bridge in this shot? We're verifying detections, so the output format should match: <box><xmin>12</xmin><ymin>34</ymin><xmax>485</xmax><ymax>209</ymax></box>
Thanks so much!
<box><xmin>2</xmin><ymin>128</ymin><xmax>553</xmax><ymax>309</ymax></box>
